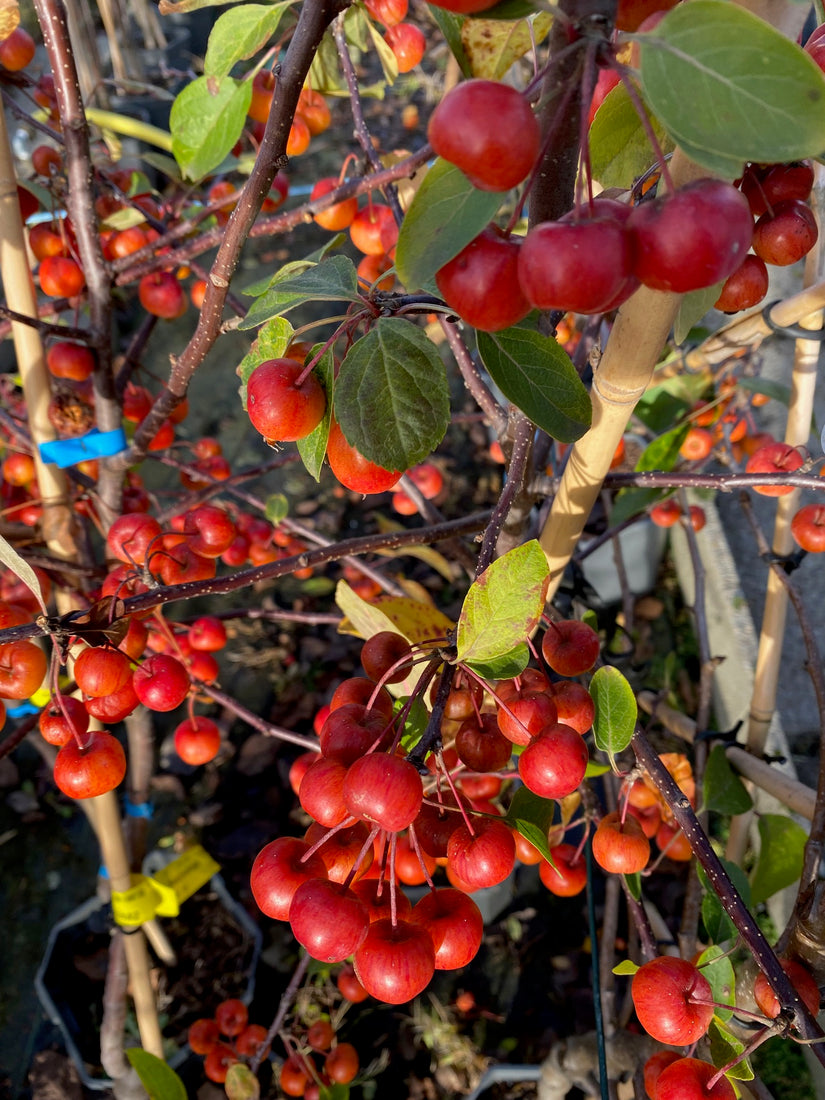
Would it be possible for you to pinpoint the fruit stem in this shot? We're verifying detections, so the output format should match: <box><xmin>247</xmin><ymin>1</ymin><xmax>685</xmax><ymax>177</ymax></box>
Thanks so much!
<box><xmin>407</xmin><ymin>823</ymin><xmax>436</xmax><ymax>891</ymax></box>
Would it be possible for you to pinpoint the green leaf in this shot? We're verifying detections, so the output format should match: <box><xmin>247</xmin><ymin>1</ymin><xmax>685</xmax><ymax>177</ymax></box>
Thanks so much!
<box><xmin>365</xmin><ymin>17</ymin><xmax>399</xmax><ymax>84</ymax></box>
<box><xmin>463</xmin><ymin>643</ymin><xmax>529</xmax><ymax>681</ymax></box>
<box><xmin>427</xmin><ymin>6</ymin><xmax>472</xmax><ymax>77</ymax></box>
<box><xmin>240</xmin><ymin>256</ymin><xmax>361</xmax><ymax>329</ymax></box>
<box><xmin>624</xmin><ymin>871</ymin><xmax>642</xmax><ymax>901</ymax></box>
<box><xmin>590</xmin><ymin>81</ymin><xmax>673</xmax><ymax>189</ymax></box>
<box><xmin>397</xmin><ymin>695</ymin><xmax>429</xmax><ymax>752</ymax></box>
<box><xmin>674</xmin><ymin>282</ymin><xmax>724</xmax><ymax>346</ymax></box>
<box><xmin>474</xmin><ymin>0</ymin><xmax>540</xmax><ymax>19</ymax></box>
<box><xmin>456</xmin><ymin>540</ymin><xmax>550</xmax><ymax>670</ymax></box>
<box><xmin>736</xmin><ymin>376</ymin><xmax>790</xmax><ymax>406</ymax></box>
<box><xmin>394</xmin><ymin>159</ymin><xmax>502</xmax><ymax>291</ymax></box>
<box><xmin>0</xmin><ymin>533</ymin><xmax>47</xmax><ymax>614</ymax></box>
<box><xmin>309</xmin><ymin>29</ymin><xmax>344</xmax><ymax>94</ymax></box>
<box><xmin>698</xmin><ymin>859</ymin><xmax>751</xmax><ymax>943</ymax></box>
<box><xmin>696</xmin><ymin>944</ymin><xmax>736</xmax><ymax>1022</ymax></box>
<box><xmin>707</xmin><ymin>1017</ymin><xmax>754</xmax><ymax>1081</ymax></box>
<box><xmin>704</xmin><ymin>744</ymin><xmax>753</xmax><ymax>816</ymax></box>
<box><xmin>225</xmin><ymin>1062</ymin><xmax>261</xmax><ymax>1100</ymax></box>
<box><xmin>335</xmin><ymin>318</ymin><xmax>450</xmax><ymax>471</ymax></box>
<box><xmin>584</xmin><ymin>760</ymin><xmax>611</xmax><ymax>778</ymax></box>
<box><xmin>590</xmin><ymin>666</ymin><xmax>637</xmax><ymax>762</ymax></box>
<box><xmin>204</xmin><ymin>4</ymin><xmax>290</xmax><ymax>77</ymax></box>
<box><xmin>634</xmin><ymin>387</ymin><xmax>693</xmax><ymax>435</ymax></box>
<box><xmin>319</xmin><ymin>1083</ymin><xmax>350</xmax><ymax>1100</ymax></box>
<box><xmin>750</xmin><ymin>813</ymin><xmax>807</xmax><ymax>906</ymax></box>
<box><xmin>126</xmin><ymin>1050</ymin><xmax>187</xmax><ymax>1100</ymax></box>
<box><xmin>264</xmin><ymin>493</ymin><xmax>289</xmax><ymax>524</ymax></box>
<box><xmin>505</xmin><ymin>785</ymin><xmax>556</xmax><ymax>862</ymax></box>
<box><xmin>612</xmin><ymin>959</ymin><xmax>640</xmax><ymax>976</ymax></box>
<box><xmin>297</xmin><ymin>345</ymin><xmax>335</xmax><ymax>481</ymax></box>
<box><xmin>170</xmin><ymin>75</ymin><xmax>252</xmax><ymax>181</ymax></box>
<box><xmin>476</xmin><ymin>326</ymin><xmax>591</xmax><ymax>442</ymax></box>
<box><xmin>640</xmin><ymin>1</ymin><xmax>825</xmax><ymax>174</ymax></box>
<box><xmin>235</xmin><ymin>316</ymin><xmax>295</xmax><ymax>396</ymax></box>
<box><xmin>635</xmin><ymin>424</ymin><xmax>687</xmax><ymax>473</ymax></box>
<box><xmin>609</xmin><ymin>487</ymin><xmax>666</xmax><ymax>526</ymax></box>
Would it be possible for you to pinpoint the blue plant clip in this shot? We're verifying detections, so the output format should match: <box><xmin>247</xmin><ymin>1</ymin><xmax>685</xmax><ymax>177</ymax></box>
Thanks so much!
<box><xmin>124</xmin><ymin>798</ymin><xmax>153</xmax><ymax>819</ymax></box>
<box><xmin>5</xmin><ymin>701</ymin><xmax>40</xmax><ymax>717</ymax></box>
<box><xmin>39</xmin><ymin>427</ymin><xmax>128</xmax><ymax>469</ymax></box>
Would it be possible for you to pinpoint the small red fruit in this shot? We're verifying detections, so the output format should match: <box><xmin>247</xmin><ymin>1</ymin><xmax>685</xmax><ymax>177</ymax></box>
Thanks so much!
<box><xmin>791</xmin><ymin>503</ymin><xmax>825</xmax><ymax>552</ymax></box>
<box><xmin>753</xmin><ymin>957</ymin><xmax>821</xmax><ymax>1020</ymax></box>
<box><xmin>541</xmin><ymin>619</ymin><xmax>600</xmax><ymax>677</ymax></box>
<box><xmin>214</xmin><ymin>998</ymin><xmax>248</xmax><ymax>1037</ymax></box>
<box><xmin>428</xmin><ymin>80</ymin><xmax>539</xmax><ymax>192</ymax></box>
<box><xmin>745</xmin><ymin>441</ymin><xmax>804</xmax><ymax>496</ymax></box>
<box><xmin>174</xmin><ymin>716</ymin><xmax>221</xmax><ymax>765</ymax></box>
<box><xmin>436</xmin><ymin>226</ymin><xmax>530</xmax><ymax>332</ymax></box>
<box><xmin>592</xmin><ymin>811</ymin><xmax>650</xmax><ymax>874</ymax></box>
<box><xmin>138</xmin><ymin>271</ymin><xmax>186</xmax><ymax>319</ymax></box>
<box><xmin>654</xmin><ymin>1057</ymin><xmax>735</xmax><ymax>1100</ymax></box>
<box><xmin>246</xmin><ymin>358</ymin><xmax>326</xmax><ymax>443</ymax></box>
<box><xmin>132</xmin><ymin>653</ymin><xmax>190</xmax><ymax>712</ymax></box>
<box><xmin>384</xmin><ymin>22</ymin><xmax>425</xmax><ymax>72</ymax></box>
<box><xmin>632</xmin><ymin>957</ymin><xmax>713</xmax><ymax>1045</ymax></box>
<box><xmin>752</xmin><ymin>199</ymin><xmax>818</xmax><ymax>267</ymax></box>
<box><xmin>39</xmin><ymin>256</ymin><xmax>85</xmax><ymax>297</ymax></box>
<box><xmin>53</xmin><ymin>730</ymin><xmax>127</xmax><ymax>799</ymax></box>
<box><xmin>188</xmin><ymin>1018</ymin><xmax>220</xmax><ymax>1054</ymax></box>
<box><xmin>0</xmin><ymin>26</ymin><xmax>36</xmax><ymax>70</ymax></box>
<box><xmin>539</xmin><ymin>843</ymin><xmax>587</xmax><ymax>897</ymax></box>
<box><xmin>311</xmin><ymin>177</ymin><xmax>358</xmax><ymax>231</ymax></box>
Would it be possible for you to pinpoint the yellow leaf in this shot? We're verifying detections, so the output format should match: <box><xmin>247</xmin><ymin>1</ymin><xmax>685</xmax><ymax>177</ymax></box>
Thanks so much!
<box><xmin>559</xmin><ymin>791</ymin><xmax>581</xmax><ymax>827</ymax></box>
<box><xmin>461</xmin><ymin>13</ymin><xmax>552</xmax><ymax>81</ymax></box>
<box><xmin>335</xmin><ymin>581</ymin><xmax>453</xmax><ymax>696</ymax></box>
<box><xmin>0</xmin><ymin>0</ymin><xmax>20</xmax><ymax>40</ymax></box>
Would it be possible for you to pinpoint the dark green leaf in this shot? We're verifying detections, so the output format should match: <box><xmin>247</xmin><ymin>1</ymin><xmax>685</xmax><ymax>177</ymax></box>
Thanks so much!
<box><xmin>464</xmin><ymin>643</ymin><xmax>529</xmax><ymax>681</ymax></box>
<box><xmin>505</xmin><ymin>785</ymin><xmax>556</xmax><ymax>862</ymax></box>
<box><xmin>394</xmin><ymin>159</ymin><xmax>502</xmax><ymax>291</ymax></box>
<box><xmin>707</xmin><ymin>1018</ymin><xmax>754</xmax><ymax>1081</ymax></box>
<box><xmin>696</xmin><ymin>945</ymin><xmax>735</xmax><ymax>1022</ymax></box>
<box><xmin>235</xmin><ymin>316</ymin><xmax>295</xmax><ymax>396</ymax></box>
<box><xmin>640</xmin><ymin>1</ymin><xmax>825</xmax><ymax>173</ymax></box>
<box><xmin>456</xmin><ymin>540</ymin><xmax>550</xmax><ymax>669</ymax></box>
<box><xmin>704</xmin><ymin>744</ymin><xmax>753</xmax><ymax>815</ymax></box>
<box><xmin>750</xmin><ymin>813</ymin><xmax>807</xmax><ymax>905</ymax></box>
<box><xmin>126</xmin><ymin>1050</ymin><xmax>187</xmax><ymax>1100</ymax></box>
<box><xmin>335</xmin><ymin>318</ymin><xmax>450</xmax><ymax>471</ymax></box>
<box><xmin>204</xmin><ymin>4</ymin><xmax>291</xmax><ymax>77</ymax></box>
<box><xmin>634</xmin><ymin>389</ymin><xmax>693</xmax><ymax>435</ymax></box>
<box><xmin>674</xmin><ymin>283</ymin><xmax>724</xmax><ymax>346</ymax></box>
<box><xmin>589</xmin><ymin>81</ymin><xmax>672</xmax><ymax>189</ymax></box>
<box><xmin>170</xmin><ymin>75</ymin><xmax>252</xmax><ymax>181</ymax></box>
<box><xmin>635</xmin><ymin>424</ymin><xmax>687</xmax><ymax>472</ymax></box>
<box><xmin>591</xmin><ymin>666</ymin><xmax>637</xmax><ymax>760</ymax></box>
<box><xmin>609</xmin><ymin>488</ymin><xmax>666</xmax><ymax>526</ymax></box>
<box><xmin>698</xmin><ymin>859</ymin><xmax>751</xmax><ymax>943</ymax></box>
<box><xmin>240</xmin><ymin>256</ymin><xmax>361</xmax><ymax>329</ymax></box>
<box><xmin>297</xmin><ymin>345</ymin><xmax>335</xmax><ymax>481</ymax></box>
<box><xmin>476</xmin><ymin>327</ymin><xmax>591</xmax><ymax>442</ymax></box>
<box><xmin>427</xmin><ymin>6</ymin><xmax>472</xmax><ymax>76</ymax></box>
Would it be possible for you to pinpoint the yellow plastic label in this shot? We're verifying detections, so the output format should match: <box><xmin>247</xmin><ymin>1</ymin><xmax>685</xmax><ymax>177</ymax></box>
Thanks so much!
<box><xmin>152</xmin><ymin>845</ymin><xmax>221</xmax><ymax>917</ymax></box>
<box><xmin>29</xmin><ymin>686</ymin><xmax>51</xmax><ymax>707</ymax></box>
<box><xmin>110</xmin><ymin>846</ymin><xmax>220</xmax><ymax>926</ymax></box>
<box><xmin>111</xmin><ymin>874</ymin><xmax>164</xmax><ymax>927</ymax></box>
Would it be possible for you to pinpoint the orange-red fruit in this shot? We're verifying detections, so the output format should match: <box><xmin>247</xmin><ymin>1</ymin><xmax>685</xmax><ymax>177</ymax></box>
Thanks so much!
<box><xmin>39</xmin><ymin>256</ymin><xmax>85</xmax><ymax>297</ymax></box>
<box><xmin>753</xmin><ymin>958</ymin><xmax>821</xmax><ymax>1020</ymax></box>
<box><xmin>385</xmin><ymin>23</ymin><xmax>425</xmax><ymax>72</ymax></box>
<box><xmin>428</xmin><ymin>80</ymin><xmax>540</xmax><ymax>192</ymax></box>
<box><xmin>592</xmin><ymin>811</ymin><xmax>650</xmax><ymax>874</ymax></box>
<box><xmin>0</xmin><ymin>26</ymin><xmax>36</xmax><ymax>70</ymax></box>
<box><xmin>791</xmin><ymin>504</ymin><xmax>825</xmax><ymax>552</ymax></box>
<box><xmin>632</xmin><ymin>957</ymin><xmax>714</xmax><ymax>1045</ymax></box>
<box><xmin>327</xmin><ymin>417</ymin><xmax>401</xmax><ymax>494</ymax></box>
<box><xmin>311</xmin><ymin>177</ymin><xmax>358</xmax><ymax>231</ymax></box>
<box><xmin>436</xmin><ymin>226</ymin><xmax>530</xmax><ymax>332</ymax></box>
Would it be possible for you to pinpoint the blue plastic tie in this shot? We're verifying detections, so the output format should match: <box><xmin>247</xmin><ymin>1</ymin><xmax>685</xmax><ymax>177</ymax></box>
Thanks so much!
<box><xmin>39</xmin><ymin>427</ymin><xmax>128</xmax><ymax>468</ymax></box>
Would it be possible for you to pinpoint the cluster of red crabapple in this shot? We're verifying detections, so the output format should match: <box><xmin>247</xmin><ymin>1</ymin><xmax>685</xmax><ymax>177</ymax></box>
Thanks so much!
<box><xmin>632</xmin><ymin>953</ymin><xmax>821</xmax><ymax>1099</ymax></box>
<box><xmin>248</xmin><ymin>617</ymin><xmax>703</xmax><ymax>1007</ymax></box>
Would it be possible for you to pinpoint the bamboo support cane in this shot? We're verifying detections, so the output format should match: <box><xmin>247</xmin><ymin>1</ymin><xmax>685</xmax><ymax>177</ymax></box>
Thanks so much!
<box><xmin>725</xmin><ymin>170</ymin><xmax>825</xmax><ymax>864</ymax></box>
<box><xmin>0</xmin><ymin>102</ymin><xmax>164</xmax><ymax>1059</ymax></box>
<box><xmin>540</xmin><ymin>150</ymin><xmax>708</xmax><ymax>599</ymax></box>
<box><xmin>637</xmin><ymin>691</ymin><xmax>816</xmax><ymax>820</ymax></box>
